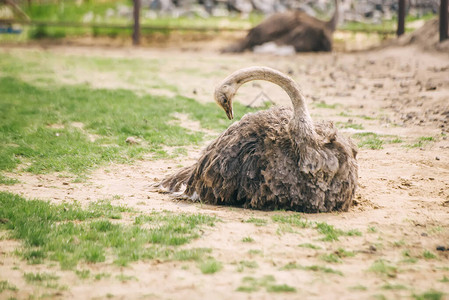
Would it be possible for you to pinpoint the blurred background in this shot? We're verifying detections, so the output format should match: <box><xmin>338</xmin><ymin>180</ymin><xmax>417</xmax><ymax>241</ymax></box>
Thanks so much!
<box><xmin>0</xmin><ymin>0</ymin><xmax>446</xmax><ymax>51</ymax></box>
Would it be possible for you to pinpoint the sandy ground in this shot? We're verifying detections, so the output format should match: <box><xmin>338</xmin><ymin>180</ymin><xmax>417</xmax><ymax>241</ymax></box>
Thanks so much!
<box><xmin>0</xmin><ymin>42</ymin><xmax>449</xmax><ymax>299</ymax></box>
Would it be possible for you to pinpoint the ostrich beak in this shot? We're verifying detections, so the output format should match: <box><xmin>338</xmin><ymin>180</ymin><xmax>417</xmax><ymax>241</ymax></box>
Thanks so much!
<box><xmin>224</xmin><ymin>104</ymin><xmax>234</xmax><ymax>120</ymax></box>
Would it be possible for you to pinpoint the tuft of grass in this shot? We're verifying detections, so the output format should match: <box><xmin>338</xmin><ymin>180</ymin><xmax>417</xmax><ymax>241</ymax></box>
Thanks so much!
<box><xmin>75</xmin><ymin>269</ymin><xmax>90</xmax><ymax>279</ymax></box>
<box><xmin>298</xmin><ymin>243</ymin><xmax>322</xmax><ymax>250</ymax></box>
<box><xmin>0</xmin><ymin>280</ymin><xmax>18</xmax><ymax>292</ymax></box>
<box><xmin>271</xmin><ymin>214</ymin><xmax>310</xmax><ymax>228</ymax></box>
<box><xmin>94</xmin><ymin>273</ymin><xmax>111</xmax><ymax>280</ymax></box>
<box><xmin>381</xmin><ymin>283</ymin><xmax>408</xmax><ymax>290</ymax></box>
<box><xmin>0</xmin><ymin>192</ymin><xmax>217</xmax><ymax>269</ymax></box>
<box><xmin>116</xmin><ymin>274</ymin><xmax>138</xmax><ymax>282</ymax></box>
<box><xmin>24</xmin><ymin>272</ymin><xmax>59</xmax><ymax>284</ymax></box>
<box><xmin>367</xmin><ymin>226</ymin><xmax>377</xmax><ymax>233</ymax></box>
<box><xmin>239</xmin><ymin>260</ymin><xmax>259</xmax><ymax>269</ymax></box>
<box><xmin>242</xmin><ymin>236</ymin><xmax>255</xmax><ymax>243</ymax></box>
<box><xmin>406</xmin><ymin>136</ymin><xmax>436</xmax><ymax>149</ymax></box>
<box><xmin>439</xmin><ymin>276</ymin><xmax>449</xmax><ymax>283</ymax></box>
<box><xmin>172</xmin><ymin>248</ymin><xmax>212</xmax><ymax>261</ymax></box>
<box><xmin>244</xmin><ymin>217</ymin><xmax>268</xmax><ymax>226</ymax></box>
<box><xmin>412</xmin><ymin>290</ymin><xmax>444</xmax><ymax>300</ymax></box>
<box><xmin>313</xmin><ymin>102</ymin><xmax>339</xmax><ymax>109</ymax></box>
<box><xmin>266</xmin><ymin>284</ymin><xmax>296</xmax><ymax>293</ymax></box>
<box><xmin>248</xmin><ymin>249</ymin><xmax>263</xmax><ymax>255</ymax></box>
<box><xmin>336</xmin><ymin>122</ymin><xmax>364</xmax><ymax>130</ymax></box>
<box><xmin>281</xmin><ymin>263</ymin><xmax>343</xmax><ymax>276</ymax></box>
<box><xmin>320</xmin><ymin>253</ymin><xmax>342</xmax><ymax>263</ymax></box>
<box><xmin>315</xmin><ymin>222</ymin><xmax>361</xmax><ymax>242</ymax></box>
<box><xmin>422</xmin><ymin>250</ymin><xmax>437</xmax><ymax>259</ymax></box>
<box><xmin>199</xmin><ymin>259</ymin><xmax>222</xmax><ymax>274</ymax></box>
<box><xmin>335</xmin><ymin>248</ymin><xmax>356</xmax><ymax>258</ymax></box>
<box><xmin>368</xmin><ymin>260</ymin><xmax>397</xmax><ymax>278</ymax></box>
<box><xmin>401</xmin><ymin>250</ymin><xmax>418</xmax><ymax>264</ymax></box>
<box><xmin>237</xmin><ymin>275</ymin><xmax>295</xmax><ymax>293</ymax></box>
<box><xmin>353</xmin><ymin>132</ymin><xmax>384</xmax><ymax>150</ymax></box>
<box><xmin>0</xmin><ymin>174</ymin><xmax>19</xmax><ymax>185</ymax></box>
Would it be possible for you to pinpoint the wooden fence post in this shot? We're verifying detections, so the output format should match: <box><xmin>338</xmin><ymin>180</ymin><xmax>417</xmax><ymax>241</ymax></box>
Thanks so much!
<box><xmin>441</xmin><ymin>0</ymin><xmax>448</xmax><ymax>42</ymax></box>
<box><xmin>397</xmin><ymin>0</ymin><xmax>406</xmax><ymax>36</ymax></box>
<box><xmin>132</xmin><ymin>0</ymin><xmax>141</xmax><ymax>45</ymax></box>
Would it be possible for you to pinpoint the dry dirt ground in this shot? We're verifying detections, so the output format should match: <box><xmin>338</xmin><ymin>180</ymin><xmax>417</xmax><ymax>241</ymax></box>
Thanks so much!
<box><xmin>1</xmin><ymin>42</ymin><xmax>449</xmax><ymax>299</ymax></box>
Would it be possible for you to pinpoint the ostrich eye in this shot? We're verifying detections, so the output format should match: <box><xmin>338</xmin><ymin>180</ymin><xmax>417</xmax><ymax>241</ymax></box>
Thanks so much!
<box><xmin>222</xmin><ymin>97</ymin><xmax>227</xmax><ymax>104</ymax></box>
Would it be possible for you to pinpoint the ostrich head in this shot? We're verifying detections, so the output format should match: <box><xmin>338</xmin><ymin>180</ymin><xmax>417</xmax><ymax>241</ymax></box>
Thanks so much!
<box><xmin>214</xmin><ymin>83</ymin><xmax>236</xmax><ymax>120</ymax></box>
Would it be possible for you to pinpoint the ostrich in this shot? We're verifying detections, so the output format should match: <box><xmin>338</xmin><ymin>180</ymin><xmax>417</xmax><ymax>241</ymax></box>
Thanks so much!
<box><xmin>222</xmin><ymin>0</ymin><xmax>339</xmax><ymax>53</ymax></box>
<box><xmin>159</xmin><ymin>66</ymin><xmax>358</xmax><ymax>213</ymax></box>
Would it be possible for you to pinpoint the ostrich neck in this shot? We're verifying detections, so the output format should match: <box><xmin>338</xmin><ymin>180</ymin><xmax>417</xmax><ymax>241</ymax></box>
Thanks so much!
<box><xmin>224</xmin><ymin>67</ymin><xmax>316</xmax><ymax>143</ymax></box>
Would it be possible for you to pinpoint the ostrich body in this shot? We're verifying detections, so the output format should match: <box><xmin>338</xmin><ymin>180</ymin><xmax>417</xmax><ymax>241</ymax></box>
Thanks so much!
<box><xmin>160</xmin><ymin>67</ymin><xmax>358</xmax><ymax>213</ymax></box>
<box><xmin>222</xmin><ymin>0</ymin><xmax>339</xmax><ymax>53</ymax></box>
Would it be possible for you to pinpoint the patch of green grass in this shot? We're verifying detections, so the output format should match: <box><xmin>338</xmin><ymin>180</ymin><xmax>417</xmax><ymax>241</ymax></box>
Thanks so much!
<box><xmin>401</xmin><ymin>250</ymin><xmax>418</xmax><ymax>264</ymax></box>
<box><xmin>298</xmin><ymin>243</ymin><xmax>322</xmax><ymax>250</ymax></box>
<box><xmin>412</xmin><ymin>290</ymin><xmax>445</xmax><ymax>300</ymax></box>
<box><xmin>238</xmin><ymin>260</ymin><xmax>259</xmax><ymax>269</ymax></box>
<box><xmin>199</xmin><ymin>259</ymin><xmax>222</xmax><ymax>274</ymax></box>
<box><xmin>367</xmin><ymin>226</ymin><xmax>377</xmax><ymax>233</ymax></box>
<box><xmin>23</xmin><ymin>272</ymin><xmax>59</xmax><ymax>284</ymax></box>
<box><xmin>0</xmin><ymin>192</ymin><xmax>217</xmax><ymax>269</ymax></box>
<box><xmin>0</xmin><ymin>70</ymin><xmax>258</xmax><ymax>175</ymax></box>
<box><xmin>266</xmin><ymin>284</ymin><xmax>296</xmax><ymax>293</ymax></box>
<box><xmin>439</xmin><ymin>276</ymin><xmax>449</xmax><ymax>283</ymax></box>
<box><xmin>381</xmin><ymin>283</ymin><xmax>408</xmax><ymax>290</ymax></box>
<box><xmin>237</xmin><ymin>275</ymin><xmax>295</xmax><ymax>293</ymax></box>
<box><xmin>172</xmin><ymin>248</ymin><xmax>212</xmax><ymax>261</ymax></box>
<box><xmin>271</xmin><ymin>214</ymin><xmax>310</xmax><ymax>228</ymax></box>
<box><xmin>242</xmin><ymin>236</ymin><xmax>255</xmax><ymax>243</ymax></box>
<box><xmin>353</xmin><ymin>132</ymin><xmax>384</xmax><ymax>150</ymax></box>
<box><xmin>315</xmin><ymin>222</ymin><xmax>361</xmax><ymax>242</ymax></box>
<box><xmin>75</xmin><ymin>269</ymin><xmax>91</xmax><ymax>279</ymax></box>
<box><xmin>313</xmin><ymin>102</ymin><xmax>340</xmax><ymax>109</ymax></box>
<box><xmin>406</xmin><ymin>136</ymin><xmax>436</xmax><ymax>149</ymax></box>
<box><xmin>422</xmin><ymin>250</ymin><xmax>437</xmax><ymax>259</ymax></box>
<box><xmin>0</xmin><ymin>174</ymin><xmax>19</xmax><ymax>185</ymax></box>
<box><xmin>368</xmin><ymin>260</ymin><xmax>397</xmax><ymax>278</ymax></box>
<box><xmin>281</xmin><ymin>263</ymin><xmax>343</xmax><ymax>276</ymax></box>
<box><xmin>244</xmin><ymin>217</ymin><xmax>268</xmax><ymax>226</ymax></box>
<box><xmin>248</xmin><ymin>249</ymin><xmax>263</xmax><ymax>255</ymax></box>
<box><xmin>94</xmin><ymin>273</ymin><xmax>111</xmax><ymax>280</ymax></box>
<box><xmin>0</xmin><ymin>280</ymin><xmax>18</xmax><ymax>292</ymax></box>
<box><xmin>116</xmin><ymin>274</ymin><xmax>137</xmax><ymax>282</ymax></box>
<box><xmin>335</xmin><ymin>248</ymin><xmax>356</xmax><ymax>258</ymax></box>
<box><xmin>320</xmin><ymin>253</ymin><xmax>342</xmax><ymax>263</ymax></box>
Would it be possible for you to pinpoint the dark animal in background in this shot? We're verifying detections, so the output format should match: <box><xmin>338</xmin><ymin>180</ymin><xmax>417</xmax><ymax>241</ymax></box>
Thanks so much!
<box><xmin>222</xmin><ymin>0</ymin><xmax>339</xmax><ymax>53</ymax></box>
<box><xmin>159</xmin><ymin>66</ymin><xmax>358</xmax><ymax>213</ymax></box>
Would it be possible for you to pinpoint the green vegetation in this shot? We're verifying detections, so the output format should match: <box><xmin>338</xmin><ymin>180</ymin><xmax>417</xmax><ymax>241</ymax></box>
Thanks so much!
<box><xmin>381</xmin><ymin>283</ymin><xmax>407</xmax><ymax>290</ymax></box>
<box><xmin>298</xmin><ymin>243</ymin><xmax>322</xmax><ymax>250</ymax></box>
<box><xmin>116</xmin><ymin>273</ymin><xmax>138</xmax><ymax>282</ymax></box>
<box><xmin>271</xmin><ymin>214</ymin><xmax>310</xmax><ymax>228</ymax></box>
<box><xmin>315</xmin><ymin>222</ymin><xmax>362</xmax><ymax>242</ymax></box>
<box><xmin>248</xmin><ymin>249</ymin><xmax>263</xmax><ymax>255</ymax></box>
<box><xmin>412</xmin><ymin>290</ymin><xmax>445</xmax><ymax>300</ymax></box>
<box><xmin>23</xmin><ymin>272</ymin><xmax>59</xmax><ymax>285</ymax></box>
<box><xmin>439</xmin><ymin>276</ymin><xmax>449</xmax><ymax>283</ymax></box>
<box><xmin>199</xmin><ymin>259</ymin><xmax>222</xmax><ymax>274</ymax></box>
<box><xmin>353</xmin><ymin>132</ymin><xmax>384</xmax><ymax>150</ymax></box>
<box><xmin>401</xmin><ymin>250</ymin><xmax>418</xmax><ymax>264</ymax></box>
<box><xmin>422</xmin><ymin>250</ymin><xmax>437</xmax><ymax>259</ymax></box>
<box><xmin>244</xmin><ymin>217</ymin><xmax>268</xmax><ymax>226</ymax></box>
<box><xmin>368</xmin><ymin>260</ymin><xmax>397</xmax><ymax>278</ymax></box>
<box><xmin>242</xmin><ymin>236</ymin><xmax>255</xmax><ymax>243</ymax></box>
<box><xmin>0</xmin><ymin>280</ymin><xmax>18</xmax><ymax>292</ymax></box>
<box><xmin>75</xmin><ymin>269</ymin><xmax>91</xmax><ymax>280</ymax></box>
<box><xmin>281</xmin><ymin>263</ymin><xmax>343</xmax><ymax>276</ymax></box>
<box><xmin>0</xmin><ymin>192</ymin><xmax>217</xmax><ymax>269</ymax></box>
<box><xmin>237</xmin><ymin>275</ymin><xmax>296</xmax><ymax>293</ymax></box>
<box><xmin>320</xmin><ymin>253</ymin><xmax>342</xmax><ymax>263</ymax></box>
<box><xmin>0</xmin><ymin>52</ymin><xmax>258</xmax><ymax>176</ymax></box>
<box><xmin>237</xmin><ymin>260</ymin><xmax>259</xmax><ymax>271</ymax></box>
<box><xmin>313</xmin><ymin>102</ymin><xmax>340</xmax><ymax>109</ymax></box>
<box><xmin>0</xmin><ymin>174</ymin><xmax>19</xmax><ymax>185</ymax></box>
<box><xmin>406</xmin><ymin>136</ymin><xmax>436</xmax><ymax>149</ymax></box>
